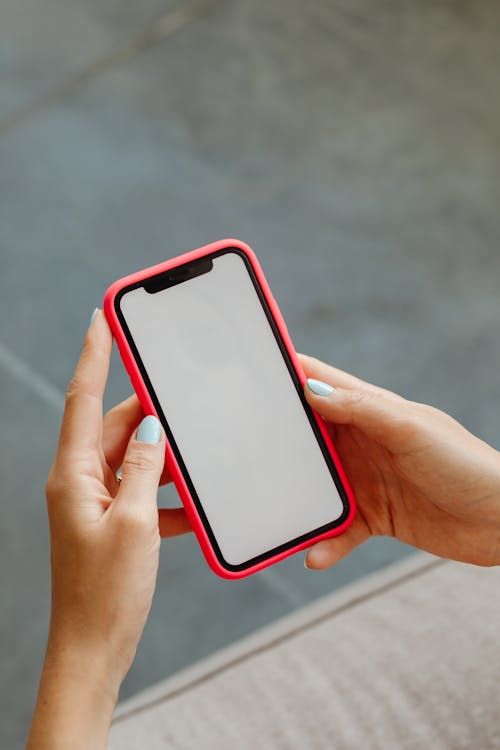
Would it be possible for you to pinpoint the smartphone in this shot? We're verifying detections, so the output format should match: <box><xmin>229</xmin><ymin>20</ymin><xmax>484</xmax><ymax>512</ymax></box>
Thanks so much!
<box><xmin>104</xmin><ymin>239</ymin><xmax>355</xmax><ymax>579</ymax></box>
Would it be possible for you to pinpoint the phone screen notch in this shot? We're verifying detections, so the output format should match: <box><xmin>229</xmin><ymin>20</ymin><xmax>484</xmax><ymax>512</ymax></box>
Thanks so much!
<box><xmin>143</xmin><ymin>258</ymin><xmax>214</xmax><ymax>294</ymax></box>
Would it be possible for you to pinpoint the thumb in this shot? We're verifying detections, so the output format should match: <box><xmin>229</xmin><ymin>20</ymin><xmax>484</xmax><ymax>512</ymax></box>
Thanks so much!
<box><xmin>305</xmin><ymin>514</ymin><xmax>370</xmax><ymax>569</ymax></box>
<box><xmin>116</xmin><ymin>415</ymin><xmax>165</xmax><ymax>511</ymax></box>
<box><xmin>304</xmin><ymin>377</ymin><xmax>411</xmax><ymax>447</ymax></box>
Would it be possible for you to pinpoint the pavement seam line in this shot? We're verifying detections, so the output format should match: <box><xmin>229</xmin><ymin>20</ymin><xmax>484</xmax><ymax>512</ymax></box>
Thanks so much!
<box><xmin>112</xmin><ymin>557</ymin><xmax>446</xmax><ymax>724</ymax></box>
<box><xmin>0</xmin><ymin>0</ymin><xmax>223</xmax><ymax>139</ymax></box>
<box><xmin>0</xmin><ymin>340</ymin><xmax>65</xmax><ymax>412</ymax></box>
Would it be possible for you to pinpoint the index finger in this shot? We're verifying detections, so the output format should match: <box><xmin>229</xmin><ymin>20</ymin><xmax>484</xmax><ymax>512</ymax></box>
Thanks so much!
<box><xmin>297</xmin><ymin>353</ymin><xmax>404</xmax><ymax>402</ymax></box>
<box><xmin>57</xmin><ymin>309</ymin><xmax>113</xmax><ymax>458</ymax></box>
<box><xmin>297</xmin><ymin>353</ymin><xmax>372</xmax><ymax>391</ymax></box>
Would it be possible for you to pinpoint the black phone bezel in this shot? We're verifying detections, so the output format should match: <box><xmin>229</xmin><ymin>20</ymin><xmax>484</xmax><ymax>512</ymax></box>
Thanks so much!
<box><xmin>114</xmin><ymin>246</ymin><xmax>351</xmax><ymax>572</ymax></box>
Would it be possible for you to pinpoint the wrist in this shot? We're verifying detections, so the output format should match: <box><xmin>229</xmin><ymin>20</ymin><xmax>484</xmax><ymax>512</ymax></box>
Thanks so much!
<box><xmin>47</xmin><ymin>585</ymin><xmax>141</xmax><ymax>686</ymax></box>
<box><xmin>26</xmin><ymin>628</ymin><xmax>120</xmax><ymax>750</ymax></box>
<box><xmin>46</xmin><ymin>633</ymin><xmax>120</xmax><ymax>704</ymax></box>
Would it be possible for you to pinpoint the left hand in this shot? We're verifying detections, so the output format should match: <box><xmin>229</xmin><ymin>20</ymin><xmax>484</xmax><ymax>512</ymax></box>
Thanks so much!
<box><xmin>27</xmin><ymin>309</ymin><xmax>191</xmax><ymax>750</ymax></box>
<box><xmin>299</xmin><ymin>353</ymin><xmax>500</xmax><ymax>570</ymax></box>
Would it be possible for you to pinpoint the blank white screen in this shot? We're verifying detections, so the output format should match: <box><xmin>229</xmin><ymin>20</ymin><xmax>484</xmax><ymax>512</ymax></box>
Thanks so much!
<box><xmin>120</xmin><ymin>251</ymin><xmax>344</xmax><ymax>566</ymax></box>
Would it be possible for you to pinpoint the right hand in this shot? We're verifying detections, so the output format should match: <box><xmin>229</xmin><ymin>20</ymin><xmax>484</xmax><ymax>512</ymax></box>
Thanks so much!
<box><xmin>299</xmin><ymin>354</ymin><xmax>500</xmax><ymax>570</ymax></box>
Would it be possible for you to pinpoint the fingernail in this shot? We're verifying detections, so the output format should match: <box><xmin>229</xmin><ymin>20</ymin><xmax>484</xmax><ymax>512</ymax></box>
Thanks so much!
<box><xmin>137</xmin><ymin>415</ymin><xmax>162</xmax><ymax>444</ymax></box>
<box><xmin>307</xmin><ymin>378</ymin><xmax>334</xmax><ymax>396</ymax></box>
<box><xmin>89</xmin><ymin>307</ymin><xmax>100</xmax><ymax>327</ymax></box>
<box><xmin>304</xmin><ymin>556</ymin><xmax>311</xmax><ymax>569</ymax></box>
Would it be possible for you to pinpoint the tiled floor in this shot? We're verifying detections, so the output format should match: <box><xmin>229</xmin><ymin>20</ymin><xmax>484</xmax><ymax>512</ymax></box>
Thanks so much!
<box><xmin>1</xmin><ymin>2</ymin><xmax>499</xmax><ymax>747</ymax></box>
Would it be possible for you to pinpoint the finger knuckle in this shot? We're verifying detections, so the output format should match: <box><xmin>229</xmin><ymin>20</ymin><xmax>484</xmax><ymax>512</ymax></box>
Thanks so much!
<box><xmin>65</xmin><ymin>375</ymin><xmax>83</xmax><ymax>402</ymax></box>
<box><xmin>44</xmin><ymin>468</ymin><xmax>79</xmax><ymax>532</ymax></box>
<box><xmin>346</xmin><ymin>388</ymin><xmax>392</xmax><ymax>427</ymax></box>
<box><xmin>116</xmin><ymin>506</ymin><xmax>151</xmax><ymax>536</ymax></box>
<box><xmin>348</xmin><ymin>388</ymin><xmax>375</xmax><ymax>411</ymax></box>
<box><xmin>45</xmin><ymin>464</ymin><xmax>68</xmax><ymax>503</ymax></box>
<box><xmin>413</xmin><ymin>401</ymin><xmax>447</xmax><ymax>422</ymax></box>
<box><xmin>122</xmin><ymin>446</ymin><xmax>157</xmax><ymax>475</ymax></box>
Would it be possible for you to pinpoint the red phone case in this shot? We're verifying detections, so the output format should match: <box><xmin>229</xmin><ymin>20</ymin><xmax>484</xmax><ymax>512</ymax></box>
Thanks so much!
<box><xmin>104</xmin><ymin>239</ymin><xmax>356</xmax><ymax>579</ymax></box>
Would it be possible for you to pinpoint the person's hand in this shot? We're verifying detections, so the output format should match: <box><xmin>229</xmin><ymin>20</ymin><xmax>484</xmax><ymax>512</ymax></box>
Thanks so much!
<box><xmin>27</xmin><ymin>309</ymin><xmax>191</xmax><ymax>750</ymax></box>
<box><xmin>300</xmin><ymin>354</ymin><xmax>500</xmax><ymax>570</ymax></box>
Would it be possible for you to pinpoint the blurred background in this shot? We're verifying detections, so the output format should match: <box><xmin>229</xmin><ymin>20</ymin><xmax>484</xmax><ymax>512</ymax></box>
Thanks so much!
<box><xmin>1</xmin><ymin>1</ymin><xmax>499</xmax><ymax>747</ymax></box>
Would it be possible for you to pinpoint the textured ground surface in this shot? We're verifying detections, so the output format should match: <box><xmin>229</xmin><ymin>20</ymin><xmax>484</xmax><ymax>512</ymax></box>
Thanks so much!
<box><xmin>1</xmin><ymin>1</ymin><xmax>499</xmax><ymax>748</ymax></box>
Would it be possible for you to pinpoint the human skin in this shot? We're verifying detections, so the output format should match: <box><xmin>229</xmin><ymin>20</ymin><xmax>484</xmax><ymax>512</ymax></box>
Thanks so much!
<box><xmin>26</xmin><ymin>310</ymin><xmax>190</xmax><ymax>750</ymax></box>
<box><xmin>27</xmin><ymin>320</ymin><xmax>500</xmax><ymax>747</ymax></box>
<box><xmin>300</xmin><ymin>354</ymin><xmax>500</xmax><ymax>570</ymax></box>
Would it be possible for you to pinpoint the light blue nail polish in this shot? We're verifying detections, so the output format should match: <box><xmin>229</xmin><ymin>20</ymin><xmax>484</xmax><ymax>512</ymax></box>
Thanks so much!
<box><xmin>90</xmin><ymin>307</ymin><xmax>100</xmax><ymax>326</ymax></box>
<box><xmin>137</xmin><ymin>415</ymin><xmax>162</xmax><ymax>444</ymax></box>
<box><xmin>307</xmin><ymin>378</ymin><xmax>334</xmax><ymax>396</ymax></box>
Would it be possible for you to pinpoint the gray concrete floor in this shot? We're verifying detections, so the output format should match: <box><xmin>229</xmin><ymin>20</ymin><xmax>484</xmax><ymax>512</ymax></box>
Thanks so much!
<box><xmin>1</xmin><ymin>1</ymin><xmax>500</xmax><ymax>748</ymax></box>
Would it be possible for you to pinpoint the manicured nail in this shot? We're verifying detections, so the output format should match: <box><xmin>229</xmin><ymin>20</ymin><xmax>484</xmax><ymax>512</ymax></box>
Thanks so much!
<box><xmin>137</xmin><ymin>415</ymin><xmax>162</xmax><ymax>444</ymax></box>
<box><xmin>89</xmin><ymin>307</ymin><xmax>100</xmax><ymax>327</ymax></box>
<box><xmin>307</xmin><ymin>378</ymin><xmax>334</xmax><ymax>396</ymax></box>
